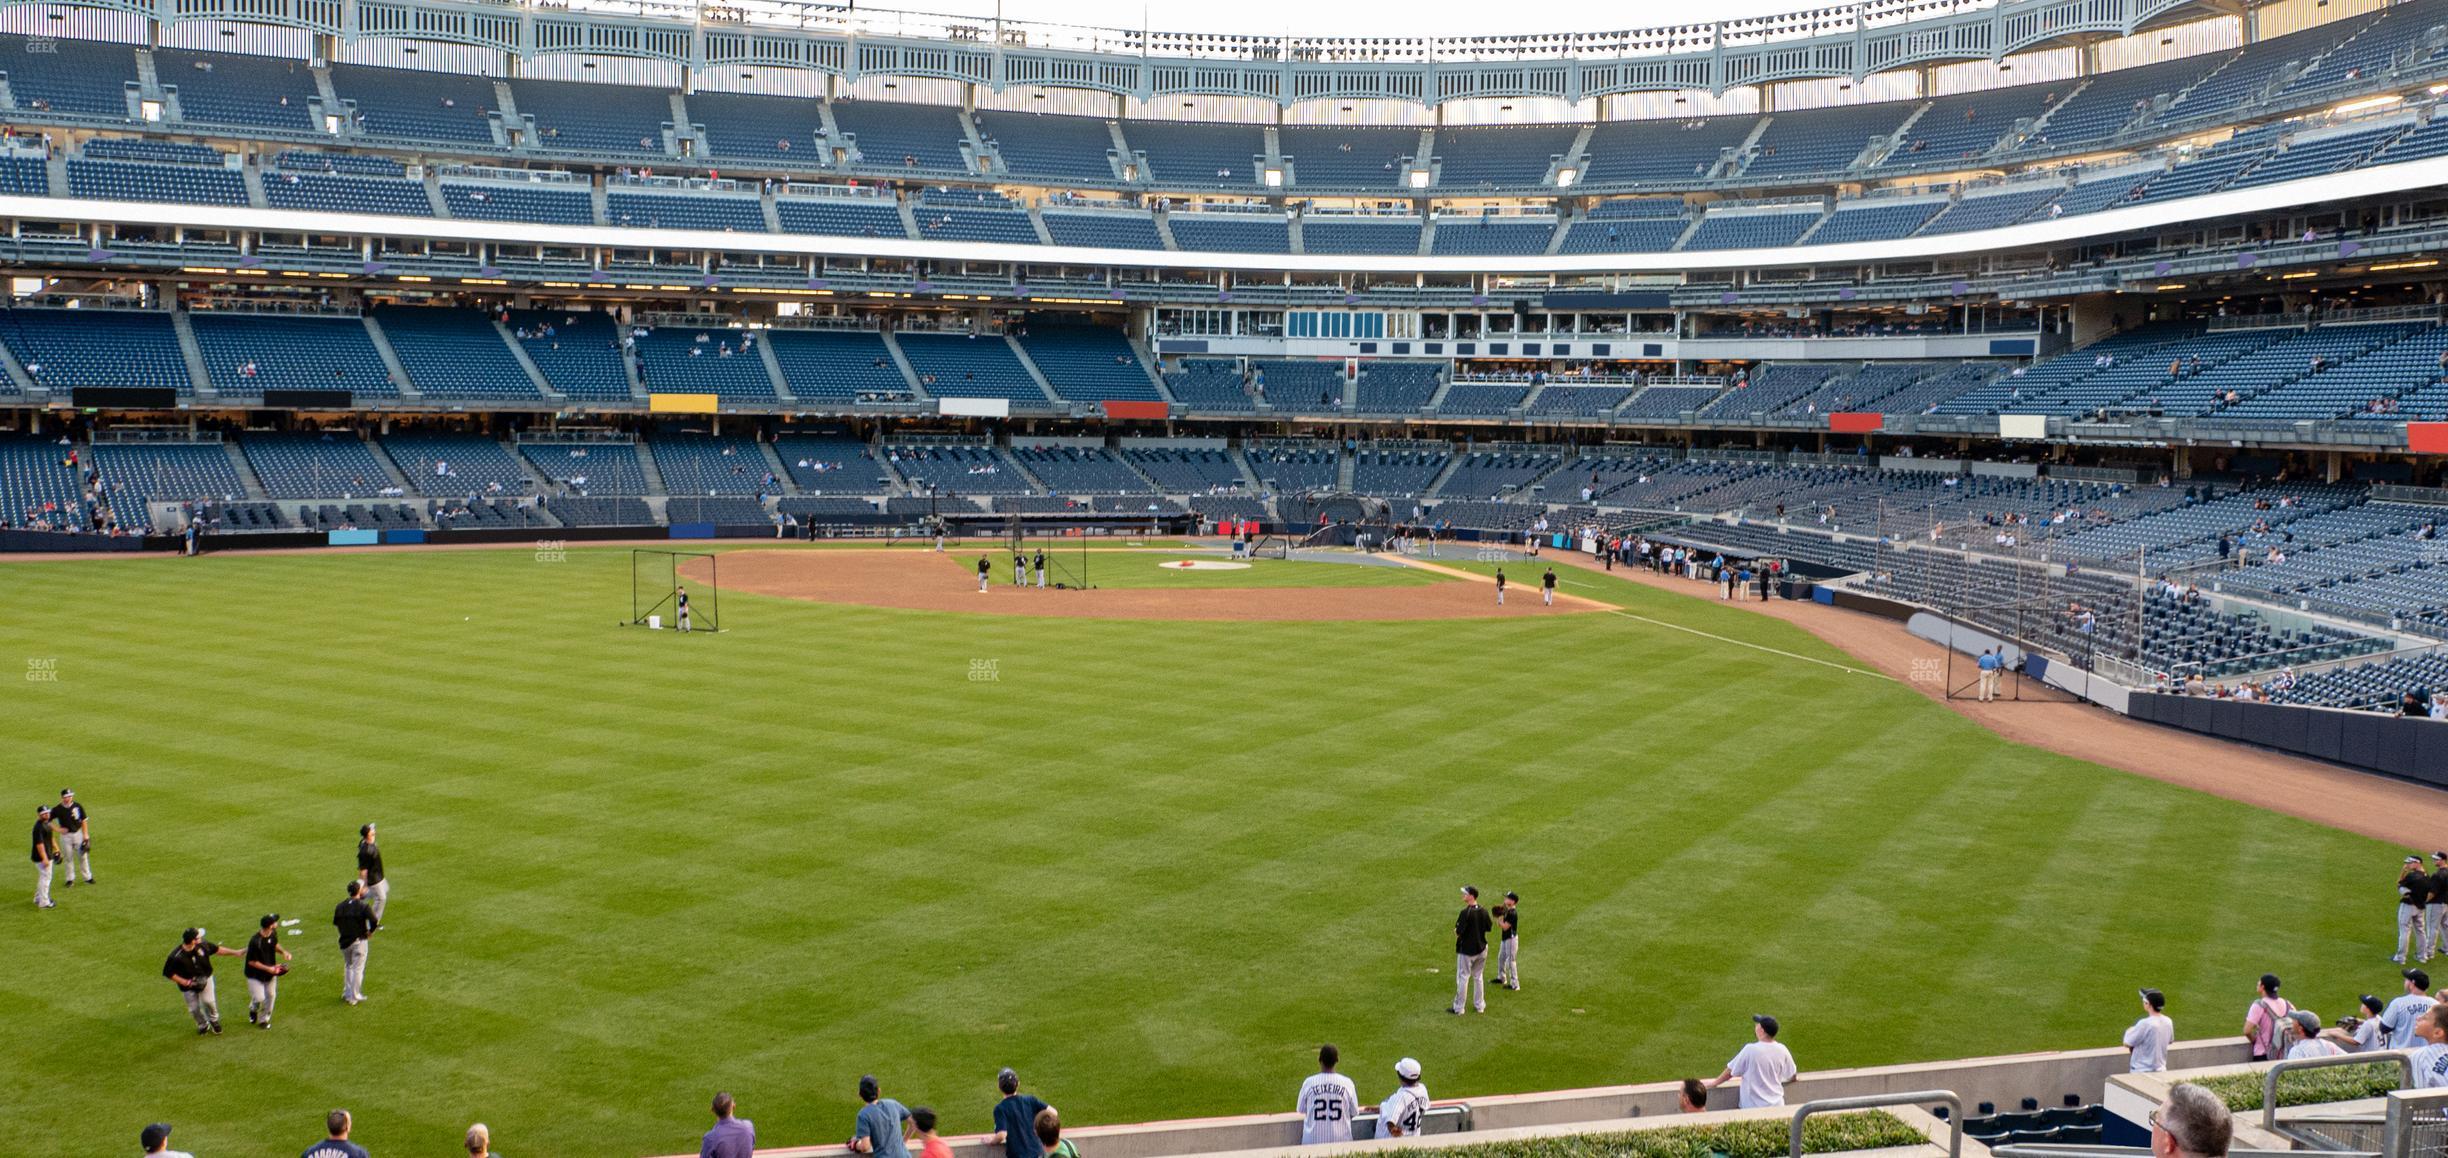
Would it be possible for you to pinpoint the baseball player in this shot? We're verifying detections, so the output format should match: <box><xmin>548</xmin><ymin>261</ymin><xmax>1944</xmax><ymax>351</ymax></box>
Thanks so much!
<box><xmin>1296</xmin><ymin>1044</ymin><xmax>1360</xmax><ymax>1145</ymax></box>
<box><xmin>163</xmin><ymin>927</ymin><xmax>239</xmax><ymax>1034</ymax></box>
<box><xmin>357</xmin><ymin>823</ymin><xmax>388</xmax><ymax>921</ymax></box>
<box><xmin>1034</xmin><ymin>550</ymin><xmax>1047</xmax><ymax>589</ymax></box>
<box><xmin>1496</xmin><ymin>891</ymin><xmax>1521</xmax><ymax>991</ymax></box>
<box><xmin>334</xmin><ymin>879</ymin><xmax>379</xmax><ymax>1005</ymax></box>
<box><xmin>1451</xmin><ymin>885</ymin><xmax>1492</xmax><ymax>1015</ymax></box>
<box><xmin>2428</xmin><ymin>852</ymin><xmax>2448</xmax><ymax>961</ymax></box>
<box><xmin>2401</xmin><ymin>855</ymin><xmax>2432</xmax><ymax>964</ymax></box>
<box><xmin>1012</xmin><ymin>549</ymin><xmax>1026</xmax><ymax>587</ymax></box>
<box><xmin>1541</xmin><ymin>568</ymin><xmax>1556</xmax><ymax>606</ymax></box>
<box><xmin>51</xmin><ymin>789</ymin><xmax>90</xmax><ymax>886</ymax></box>
<box><xmin>978</xmin><ymin>555</ymin><xmax>992</xmax><ymax>593</ymax></box>
<box><xmin>1377</xmin><ymin>1058</ymin><xmax>1429</xmax><ymax>1138</ymax></box>
<box><xmin>677</xmin><ymin>585</ymin><xmax>693</xmax><ymax>633</ymax></box>
<box><xmin>31</xmin><ymin>804</ymin><xmax>56</xmax><ymax>909</ymax></box>
<box><xmin>245</xmin><ymin>913</ymin><xmax>294</xmax><ymax>1029</ymax></box>
<box><xmin>1494</xmin><ymin>569</ymin><xmax>1506</xmax><ymax>606</ymax></box>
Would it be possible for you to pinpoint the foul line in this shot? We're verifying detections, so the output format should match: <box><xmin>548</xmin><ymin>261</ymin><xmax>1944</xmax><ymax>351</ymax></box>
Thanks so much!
<box><xmin>1393</xmin><ymin>553</ymin><xmax>1888</xmax><ymax>680</ymax></box>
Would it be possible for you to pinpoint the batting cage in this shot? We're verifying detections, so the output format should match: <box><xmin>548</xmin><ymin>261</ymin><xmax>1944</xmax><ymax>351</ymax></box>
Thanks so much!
<box><xmin>631</xmin><ymin>548</ymin><xmax>720</xmax><ymax>631</ymax></box>
<box><xmin>1005</xmin><ymin>518</ymin><xmax>1093</xmax><ymax>589</ymax></box>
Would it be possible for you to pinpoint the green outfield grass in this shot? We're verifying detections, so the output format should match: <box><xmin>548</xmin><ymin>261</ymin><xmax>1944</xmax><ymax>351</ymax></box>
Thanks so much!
<box><xmin>0</xmin><ymin>544</ymin><xmax>2401</xmax><ymax>1158</ymax></box>
<box><xmin>1050</xmin><ymin>555</ymin><xmax>1451</xmax><ymax>589</ymax></box>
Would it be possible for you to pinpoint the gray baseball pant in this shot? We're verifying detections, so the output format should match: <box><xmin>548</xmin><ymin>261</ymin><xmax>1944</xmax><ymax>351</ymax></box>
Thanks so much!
<box><xmin>2401</xmin><ymin>903</ymin><xmax>2423</xmax><ymax>960</ymax></box>
<box><xmin>35</xmin><ymin>860</ymin><xmax>51</xmax><ymax>906</ymax></box>
<box><xmin>1498</xmin><ymin>937</ymin><xmax>1519</xmax><ymax>988</ymax></box>
<box><xmin>58</xmin><ymin>831</ymin><xmax>89</xmax><ymax>881</ymax></box>
<box><xmin>182</xmin><ymin>977</ymin><xmax>219</xmax><ymax>1029</ymax></box>
<box><xmin>342</xmin><ymin>941</ymin><xmax>369</xmax><ymax>1002</ymax></box>
<box><xmin>1453</xmin><ymin>951</ymin><xmax>1486</xmax><ymax>1013</ymax></box>
<box><xmin>2430</xmin><ymin>903</ymin><xmax>2447</xmax><ymax>960</ymax></box>
<box><xmin>248</xmin><ymin>975</ymin><xmax>279</xmax><ymax>1024</ymax></box>
<box><xmin>367</xmin><ymin>879</ymin><xmax>389</xmax><ymax>922</ymax></box>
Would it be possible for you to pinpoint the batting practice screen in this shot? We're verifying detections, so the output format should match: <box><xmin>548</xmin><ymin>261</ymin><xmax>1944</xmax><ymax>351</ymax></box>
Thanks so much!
<box><xmin>631</xmin><ymin>549</ymin><xmax>720</xmax><ymax>631</ymax></box>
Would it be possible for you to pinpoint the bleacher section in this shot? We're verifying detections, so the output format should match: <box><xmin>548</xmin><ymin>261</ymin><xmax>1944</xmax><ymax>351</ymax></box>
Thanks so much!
<box><xmin>1579</xmin><ymin>118</ymin><xmax>1753</xmax><ymax>185</ymax></box>
<box><xmin>1278</xmin><ymin>126</ymin><xmax>1419</xmax><ymax>189</ymax></box>
<box><xmin>0</xmin><ymin>34</ymin><xmax>138</xmax><ymax>120</ymax></box>
<box><xmin>441</xmin><ymin>180</ymin><xmax>594</xmax><ymax>224</ymax></box>
<box><xmin>156</xmin><ymin>49</ymin><xmax>318</xmax><ymax>132</ymax></box>
<box><xmin>1121</xmin><ymin>446</ymin><xmax>1245</xmax><ymax>492</ymax></box>
<box><xmin>242</xmin><ymin>432</ymin><xmax>400</xmax><ymax>499</ymax></box>
<box><xmin>510</xmin><ymin>77</ymin><xmax>672</xmax><ymax>154</ymax></box>
<box><xmin>690</xmin><ymin>90</ymin><xmax>826</xmax><ymax>164</ymax></box>
<box><xmin>1431</xmin><ymin>125</ymin><xmax>1578</xmax><ymax>189</ymax></box>
<box><xmin>0</xmin><ymin>308</ymin><xmax>191</xmax><ymax>396</ymax></box>
<box><xmin>1042</xmin><ymin>209</ymin><xmax>1166</xmax><ymax>250</ymax></box>
<box><xmin>895</xmin><ymin>332</ymin><xmax>1048</xmax><ymax>403</ymax></box>
<box><xmin>630</xmin><ymin>328</ymin><xmax>777</xmax><ymax>402</ymax></box>
<box><xmin>1167</xmin><ymin>211</ymin><xmax>1291</xmax><ymax>253</ymax></box>
<box><xmin>1163</xmin><ymin>360</ymin><xmax>1258</xmax><ymax>411</ymax></box>
<box><xmin>1354</xmin><ymin>362</ymin><xmax>1442</xmax><ymax>413</ymax></box>
<box><xmin>1744</xmin><ymin>105</ymin><xmax>1909</xmax><ymax>178</ymax></box>
<box><xmin>1124</xmin><ymin>119</ymin><xmax>1267</xmax><ymax>186</ymax></box>
<box><xmin>375</xmin><ymin>308</ymin><xmax>542</xmax><ymax>401</ymax></box>
<box><xmin>607</xmin><ymin>189</ymin><xmax>765</xmax><ymax>232</ymax></box>
<box><xmin>379</xmin><ymin>433</ymin><xmax>534</xmax><ymax>497</ymax></box>
<box><xmin>330</xmin><ymin>64</ymin><xmax>500</xmax><ymax>144</ymax></box>
<box><xmin>189</xmin><ymin>313</ymin><xmax>397</xmax><ymax>399</ymax></box>
<box><xmin>886</xmin><ymin>444</ymin><xmax>1030</xmax><ymax>494</ymax></box>
<box><xmin>910</xmin><ymin>188</ymin><xmax>1039</xmax><ymax>245</ymax></box>
<box><xmin>831</xmin><ymin>101</ymin><xmax>972</xmax><ymax>173</ymax></box>
<box><xmin>521</xmin><ymin>440</ymin><xmax>651</xmax><ymax>494</ymax></box>
<box><xmin>775</xmin><ymin>195</ymin><xmax>908</xmax><ymax>238</ymax></box>
<box><xmin>263</xmin><ymin>169</ymin><xmax>432</xmax><ymax>217</ymax></box>
<box><xmin>765</xmin><ymin>329</ymin><xmax>912</xmax><ymax>401</ymax></box>
<box><xmin>652</xmin><ymin>434</ymin><xmax>771</xmax><ymax>495</ymax></box>
<box><xmin>1350</xmin><ymin>447</ymin><xmax>1448</xmax><ymax>496</ymax></box>
<box><xmin>1430</xmin><ymin>216</ymin><xmax>1558</xmax><ymax>255</ymax></box>
<box><xmin>1009</xmin><ymin>445</ymin><xmax>1154</xmax><ymax>494</ymax></box>
<box><xmin>1015</xmin><ymin>326</ymin><xmax>1162</xmax><ymax>402</ymax></box>
<box><xmin>776</xmin><ymin>433</ymin><xmax>890</xmax><ymax>493</ymax></box>
<box><xmin>975</xmin><ymin>111</ymin><xmax>1118</xmax><ymax>184</ymax></box>
<box><xmin>1299</xmin><ymin>216</ymin><xmax>1423</xmax><ymax>255</ymax></box>
<box><xmin>1681</xmin><ymin>206</ymin><xmax>1824</xmax><ymax>250</ymax></box>
<box><xmin>508</xmin><ymin>310</ymin><xmax>635</xmax><ymax>402</ymax></box>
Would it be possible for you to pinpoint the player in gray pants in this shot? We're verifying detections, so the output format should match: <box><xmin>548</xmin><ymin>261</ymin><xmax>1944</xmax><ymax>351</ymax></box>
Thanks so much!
<box><xmin>1496</xmin><ymin>892</ymin><xmax>1521</xmax><ymax>991</ymax></box>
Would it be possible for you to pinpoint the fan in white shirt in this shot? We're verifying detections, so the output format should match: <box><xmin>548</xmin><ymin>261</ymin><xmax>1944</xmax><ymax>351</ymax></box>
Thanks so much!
<box><xmin>2412</xmin><ymin>1004</ymin><xmax>2448</xmax><ymax>1089</ymax></box>
<box><xmin>1707</xmin><ymin>1015</ymin><xmax>1798</xmax><ymax>1108</ymax></box>
<box><xmin>2282</xmin><ymin>1011</ymin><xmax>2348</xmax><ymax>1060</ymax></box>
<box><xmin>1294</xmin><ymin>1045</ymin><xmax>1361</xmax><ymax>1146</ymax></box>
<box><xmin>1376</xmin><ymin>1058</ymin><xmax>1431</xmax><ymax>1139</ymax></box>
<box><xmin>2125</xmin><ymin>989</ymin><xmax>2174</xmax><ymax>1073</ymax></box>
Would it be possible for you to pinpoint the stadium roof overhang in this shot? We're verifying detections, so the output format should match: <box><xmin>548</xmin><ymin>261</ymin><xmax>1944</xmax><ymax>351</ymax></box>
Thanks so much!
<box><xmin>11</xmin><ymin>152</ymin><xmax>2442</xmax><ymax>278</ymax></box>
<box><xmin>33</xmin><ymin>0</ymin><xmax>2237</xmax><ymax>103</ymax></box>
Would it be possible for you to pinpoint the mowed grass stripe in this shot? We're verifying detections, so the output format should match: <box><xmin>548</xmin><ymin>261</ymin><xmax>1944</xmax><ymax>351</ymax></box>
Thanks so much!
<box><xmin>0</xmin><ymin>548</ymin><xmax>2409</xmax><ymax>1157</ymax></box>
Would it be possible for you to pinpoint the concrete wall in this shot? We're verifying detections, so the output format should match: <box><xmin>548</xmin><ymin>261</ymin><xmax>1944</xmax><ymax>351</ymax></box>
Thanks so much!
<box><xmin>657</xmin><ymin>1040</ymin><xmax>2251</xmax><ymax>1158</ymax></box>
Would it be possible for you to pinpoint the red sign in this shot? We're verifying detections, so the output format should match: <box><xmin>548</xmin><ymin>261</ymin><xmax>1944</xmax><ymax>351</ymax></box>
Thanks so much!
<box><xmin>2410</xmin><ymin>422</ymin><xmax>2448</xmax><ymax>454</ymax></box>
<box><xmin>1100</xmin><ymin>400</ymin><xmax>1169</xmax><ymax>420</ymax></box>
<box><xmin>1828</xmin><ymin>412</ymin><xmax>1885</xmax><ymax>434</ymax></box>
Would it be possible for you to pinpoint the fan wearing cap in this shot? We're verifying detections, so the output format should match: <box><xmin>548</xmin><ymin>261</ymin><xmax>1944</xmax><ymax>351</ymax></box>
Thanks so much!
<box><xmin>2285</xmin><ymin>1010</ymin><xmax>2346</xmax><ymax>1060</ymax></box>
<box><xmin>2399</xmin><ymin>856</ymin><xmax>2434</xmax><ymax>965</ymax></box>
<box><xmin>356</xmin><ymin>823</ymin><xmax>388</xmax><ymax>923</ymax></box>
<box><xmin>162</xmin><ymin>927</ymin><xmax>240</xmax><ymax>1035</ymax></box>
<box><xmin>245</xmin><ymin>912</ymin><xmax>295</xmax><ymax>1029</ymax></box>
<box><xmin>141</xmin><ymin>1122</ymin><xmax>194</xmax><ymax>1158</ymax></box>
<box><xmin>2349</xmin><ymin>994</ymin><xmax>2389</xmax><ymax>1051</ymax></box>
<box><xmin>1450</xmin><ymin>886</ymin><xmax>1493</xmax><ymax>1016</ymax></box>
<box><xmin>1707</xmin><ymin>1014</ymin><xmax>1798</xmax><ymax>1108</ymax></box>
<box><xmin>2125</xmin><ymin>989</ymin><xmax>2173</xmax><ymax>1072</ymax></box>
<box><xmin>2411</xmin><ymin>1004</ymin><xmax>2448</xmax><ymax>1088</ymax></box>
<box><xmin>1376</xmin><ymin>1058</ymin><xmax>1430</xmax><ymax>1138</ymax></box>
<box><xmin>52</xmin><ymin>788</ymin><xmax>90</xmax><ymax>886</ymax></box>
<box><xmin>2241</xmin><ymin>974</ymin><xmax>2293</xmax><ymax>1062</ymax></box>
<box><xmin>2382</xmin><ymin>969</ymin><xmax>2436</xmax><ymax>1049</ymax></box>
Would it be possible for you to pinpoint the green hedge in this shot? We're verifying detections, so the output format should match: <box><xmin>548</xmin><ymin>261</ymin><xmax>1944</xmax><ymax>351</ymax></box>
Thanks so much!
<box><xmin>1415</xmin><ymin>1111</ymin><xmax>1929</xmax><ymax>1158</ymax></box>
<box><xmin>2194</xmin><ymin>1063</ymin><xmax>2401</xmax><ymax>1112</ymax></box>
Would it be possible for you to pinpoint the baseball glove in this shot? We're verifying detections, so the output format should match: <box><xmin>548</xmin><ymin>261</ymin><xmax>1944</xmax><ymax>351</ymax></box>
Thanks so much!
<box><xmin>272</xmin><ymin>964</ymin><xmax>290</xmax><ymax>976</ymax></box>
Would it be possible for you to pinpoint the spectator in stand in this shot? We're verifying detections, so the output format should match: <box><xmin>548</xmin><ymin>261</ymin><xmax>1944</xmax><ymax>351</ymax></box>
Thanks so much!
<box><xmin>2284</xmin><ymin>1011</ymin><xmax>2345</xmax><ymax>1059</ymax></box>
<box><xmin>2125</xmin><ymin>989</ymin><xmax>2173</xmax><ymax>1072</ymax></box>
<box><xmin>2383</xmin><ymin>969</ymin><xmax>2436</xmax><ymax>1048</ymax></box>
<box><xmin>703</xmin><ymin>1093</ymin><xmax>754</xmax><ymax>1158</ymax></box>
<box><xmin>2152</xmin><ymin>1083</ymin><xmax>2233</xmax><ymax>1158</ymax></box>
<box><xmin>301</xmin><ymin>1110</ymin><xmax>370</xmax><ymax>1158</ymax></box>
<box><xmin>849</xmin><ymin>1075</ymin><xmax>914</xmax><ymax>1158</ymax></box>
<box><xmin>991</xmin><ymin>1069</ymin><xmax>1050</xmax><ymax>1158</ymax></box>
<box><xmin>912</xmin><ymin>1108</ymin><xmax>951</xmax><ymax>1158</ymax></box>
<box><xmin>1034</xmin><ymin>1108</ymin><xmax>1077</xmax><ymax>1158</ymax></box>
<box><xmin>2243</xmin><ymin>974</ymin><xmax>2293</xmax><ymax>1061</ymax></box>
<box><xmin>465</xmin><ymin>1123</ymin><xmax>497</xmax><ymax>1158</ymax></box>
<box><xmin>1677</xmin><ymin>1079</ymin><xmax>1709</xmax><ymax>1113</ymax></box>
<box><xmin>2350</xmin><ymin>994</ymin><xmax>2389</xmax><ymax>1051</ymax></box>
<box><xmin>1707</xmin><ymin>1014</ymin><xmax>1797</xmax><ymax>1107</ymax></box>
<box><xmin>2413</xmin><ymin>1004</ymin><xmax>2448</xmax><ymax>1088</ymax></box>
<box><xmin>140</xmin><ymin>1123</ymin><xmax>192</xmax><ymax>1158</ymax></box>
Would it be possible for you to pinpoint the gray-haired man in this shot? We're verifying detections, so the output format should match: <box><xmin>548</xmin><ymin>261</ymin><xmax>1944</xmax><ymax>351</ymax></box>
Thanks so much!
<box><xmin>2151</xmin><ymin>1083</ymin><xmax>2233</xmax><ymax>1158</ymax></box>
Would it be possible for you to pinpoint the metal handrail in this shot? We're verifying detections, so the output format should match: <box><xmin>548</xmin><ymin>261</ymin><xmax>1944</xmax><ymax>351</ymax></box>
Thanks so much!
<box><xmin>1790</xmin><ymin>1090</ymin><xmax>1961</xmax><ymax>1158</ymax></box>
<box><xmin>2262</xmin><ymin>1050</ymin><xmax>2413</xmax><ymax>1135</ymax></box>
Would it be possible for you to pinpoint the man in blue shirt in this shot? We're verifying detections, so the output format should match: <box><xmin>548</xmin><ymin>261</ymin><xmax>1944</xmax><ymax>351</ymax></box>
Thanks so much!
<box><xmin>301</xmin><ymin>1109</ymin><xmax>370</xmax><ymax>1158</ymax></box>
<box><xmin>851</xmin><ymin>1075</ymin><xmax>913</xmax><ymax>1158</ymax></box>
<box><xmin>702</xmin><ymin>1092</ymin><xmax>755</xmax><ymax>1158</ymax></box>
<box><xmin>1977</xmin><ymin>648</ymin><xmax>2002</xmax><ymax>702</ymax></box>
<box><xmin>991</xmin><ymin>1068</ymin><xmax>1050</xmax><ymax>1158</ymax></box>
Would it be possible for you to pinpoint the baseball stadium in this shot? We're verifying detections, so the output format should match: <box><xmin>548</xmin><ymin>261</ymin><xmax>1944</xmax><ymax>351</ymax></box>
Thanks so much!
<box><xmin>9</xmin><ymin>0</ymin><xmax>2448</xmax><ymax>1154</ymax></box>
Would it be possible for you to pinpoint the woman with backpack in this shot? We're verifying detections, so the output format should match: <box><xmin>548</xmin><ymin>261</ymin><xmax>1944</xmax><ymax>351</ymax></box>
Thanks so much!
<box><xmin>2243</xmin><ymin>974</ymin><xmax>2295</xmax><ymax>1062</ymax></box>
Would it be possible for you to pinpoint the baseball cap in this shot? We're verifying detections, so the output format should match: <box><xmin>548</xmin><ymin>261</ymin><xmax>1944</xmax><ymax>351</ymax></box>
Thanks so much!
<box><xmin>1504</xmin><ymin>891</ymin><xmax>1519</xmax><ymax>902</ymax></box>
<box><xmin>59</xmin><ymin>788</ymin><xmax>72</xmax><ymax>798</ymax></box>
<box><xmin>261</xmin><ymin>913</ymin><xmax>280</xmax><ymax>928</ymax></box>
<box><xmin>141</xmin><ymin>1123</ymin><xmax>172</xmax><ymax>1150</ymax></box>
<box><xmin>2409</xmin><ymin>968</ymin><xmax>2432</xmax><ymax>988</ymax></box>
<box><xmin>1394</xmin><ymin>1058</ymin><xmax>1421</xmax><ymax>1081</ymax></box>
<box><xmin>1752</xmin><ymin>1014</ymin><xmax>1780</xmax><ymax>1036</ymax></box>
<box><xmin>182</xmin><ymin>927</ymin><xmax>202</xmax><ymax>943</ymax></box>
<box><xmin>1460</xmin><ymin>885</ymin><xmax>1478</xmax><ymax>898</ymax></box>
<box><xmin>2290</xmin><ymin>1010</ymin><xmax>2321</xmax><ymax>1034</ymax></box>
<box><xmin>2411</xmin><ymin>855</ymin><xmax>2427</xmax><ymax>865</ymax></box>
<box><xmin>2140</xmin><ymin>988</ymin><xmax>2166</xmax><ymax>1010</ymax></box>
